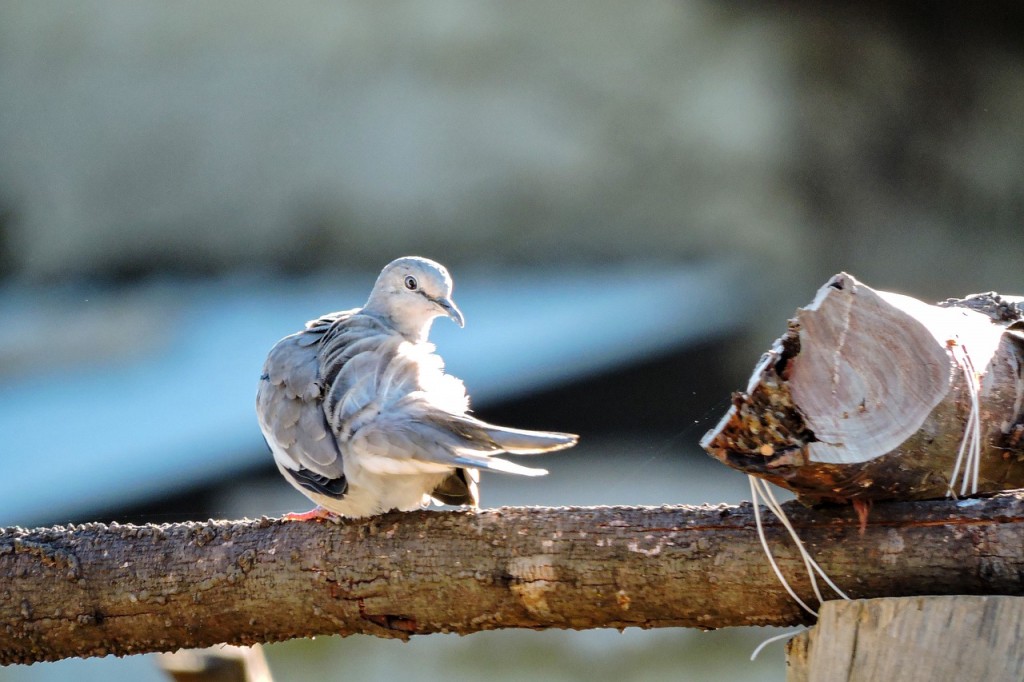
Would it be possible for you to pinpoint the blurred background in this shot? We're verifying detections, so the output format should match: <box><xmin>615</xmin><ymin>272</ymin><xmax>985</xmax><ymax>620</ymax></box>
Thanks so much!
<box><xmin>1</xmin><ymin>1</ymin><xmax>1023</xmax><ymax>681</ymax></box>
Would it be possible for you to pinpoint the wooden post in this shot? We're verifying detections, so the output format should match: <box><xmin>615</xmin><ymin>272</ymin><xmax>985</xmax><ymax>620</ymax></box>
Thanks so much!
<box><xmin>786</xmin><ymin>596</ymin><xmax>1024</xmax><ymax>682</ymax></box>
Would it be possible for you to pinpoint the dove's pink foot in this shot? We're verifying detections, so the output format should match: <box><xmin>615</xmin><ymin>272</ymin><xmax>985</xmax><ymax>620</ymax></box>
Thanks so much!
<box><xmin>284</xmin><ymin>506</ymin><xmax>337</xmax><ymax>522</ymax></box>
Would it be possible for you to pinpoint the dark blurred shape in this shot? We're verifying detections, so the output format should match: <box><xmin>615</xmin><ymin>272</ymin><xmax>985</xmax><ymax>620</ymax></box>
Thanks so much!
<box><xmin>155</xmin><ymin>644</ymin><xmax>273</xmax><ymax>682</ymax></box>
<box><xmin>482</xmin><ymin>337</ymin><xmax>749</xmax><ymax>438</ymax></box>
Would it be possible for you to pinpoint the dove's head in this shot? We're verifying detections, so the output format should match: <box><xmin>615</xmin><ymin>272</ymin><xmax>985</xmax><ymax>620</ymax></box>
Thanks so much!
<box><xmin>364</xmin><ymin>256</ymin><xmax>464</xmax><ymax>341</ymax></box>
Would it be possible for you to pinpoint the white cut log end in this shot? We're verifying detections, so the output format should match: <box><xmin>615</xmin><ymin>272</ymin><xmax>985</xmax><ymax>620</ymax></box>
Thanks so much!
<box><xmin>790</xmin><ymin>274</ymin><xmax>954</xmax><ymax>464</ymax></box>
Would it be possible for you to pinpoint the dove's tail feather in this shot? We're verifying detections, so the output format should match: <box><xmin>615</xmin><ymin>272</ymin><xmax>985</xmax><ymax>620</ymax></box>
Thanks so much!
<box><xmin>449</xmin><ymin>451</ymin><xmax>549</xmax><ymax>477</ymax></box>
<box><xmin>477</xmin><ymin>423</ymin><xmax>579</xmax><ymax>454</ymax></box>
<box><xmin>427</xmin><ymin>412</ymin><xmax>578</xmax><ymax>455</ymax></box>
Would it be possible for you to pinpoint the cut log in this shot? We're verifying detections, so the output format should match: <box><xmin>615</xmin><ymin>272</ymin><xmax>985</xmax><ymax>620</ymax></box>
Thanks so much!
<box><xmin>786</xmin><ymin>596</ymin><xmax>1024</xmax><ymax>682</ymax></box>
<box><xmin>701</xmin><ymin>273</ymin><xmax>1024</xmax><ymax>503</ymax></box>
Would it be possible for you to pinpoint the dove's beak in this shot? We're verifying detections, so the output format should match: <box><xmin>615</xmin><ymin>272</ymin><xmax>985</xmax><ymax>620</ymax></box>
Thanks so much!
<box><xmin>434</xmin><ymin>296</ymin><xmax>465</xmax><ymax>327</ymax></box>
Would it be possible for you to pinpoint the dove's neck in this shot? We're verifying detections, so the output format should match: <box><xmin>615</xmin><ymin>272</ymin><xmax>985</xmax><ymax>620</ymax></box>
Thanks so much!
<box><xmin>363</xmin><ymin>297</ymin><xmax>436</xmax><ymax>342</ymax></box>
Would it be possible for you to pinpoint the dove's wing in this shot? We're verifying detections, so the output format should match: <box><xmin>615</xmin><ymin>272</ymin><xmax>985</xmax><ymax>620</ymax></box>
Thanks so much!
<box><xmin>350</xmin><ymin>410</ymin><xmax>549</xmax><ymax>476</ymax></box>
<box><xmin>325</xmin><ymin>336</ymin><xmax>573</xmax><ymax>479</ymax></box>
<box><xmin>256</xmin><ymin>310</ymin><xmax>356</xmax><ymax>498</ymax></box>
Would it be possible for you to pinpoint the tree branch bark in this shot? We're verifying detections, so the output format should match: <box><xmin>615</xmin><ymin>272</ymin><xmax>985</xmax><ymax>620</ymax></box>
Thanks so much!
<box><xmin>4</xmin><ymin>493</ymin><xmax>1024</xmax><ymax>665</ymax></box>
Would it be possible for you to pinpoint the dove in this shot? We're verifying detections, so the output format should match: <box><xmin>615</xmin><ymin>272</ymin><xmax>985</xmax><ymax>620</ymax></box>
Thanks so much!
<box><xmin>256</xmin><ymin>256</ymin><xmax>579</xmax><ymax>520</ymax></box>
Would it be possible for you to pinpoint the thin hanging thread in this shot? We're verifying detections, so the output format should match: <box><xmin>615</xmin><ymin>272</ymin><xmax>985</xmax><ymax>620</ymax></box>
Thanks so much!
<box><xmin>946</xmin><ymin>340</ymin><xmax>982</xmax><ymax>498</ymax></box>
<box><xmin>749</xmin><ymin>476</ymin><xmax>818</xmax><ymax>617</ymax></box>
<box><xmin>749</xmin><ymin>627</ymin><xmax>807</xmax><ymax>662</ymax></box>
<box><xmin>748</xmin><ymin>475</ymin><xmax>850</xmax><ymax>659</ymax></box>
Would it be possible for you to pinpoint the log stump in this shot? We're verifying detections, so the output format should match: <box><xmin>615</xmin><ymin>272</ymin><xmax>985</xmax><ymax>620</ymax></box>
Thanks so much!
<box><xmin>702</xmin><ymin>273</ymin><xmax>1024</xmax><ymax>503</ymax></box>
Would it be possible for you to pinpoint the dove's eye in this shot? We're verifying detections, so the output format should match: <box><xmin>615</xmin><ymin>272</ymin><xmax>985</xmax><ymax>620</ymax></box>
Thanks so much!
<box><xmin>404</xmin><ymin>276</ymin><xmax>418</xmax><ymax>291</ymax></box>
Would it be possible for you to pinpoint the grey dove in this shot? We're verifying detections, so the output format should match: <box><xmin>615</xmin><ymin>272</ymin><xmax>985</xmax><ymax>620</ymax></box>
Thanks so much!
<box><xmin>256</xmin><ymin>256</ymin><xmax>578</xmax><ymax>520</ymax></box>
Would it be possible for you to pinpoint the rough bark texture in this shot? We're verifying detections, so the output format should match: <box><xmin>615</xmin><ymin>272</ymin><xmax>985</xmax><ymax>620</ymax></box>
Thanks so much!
<box><xmin>786</xmin><ymin>596</ymin><xmax>1024</xmax><ymax>682</ymax></box>
<box><xmin>702</xmin><ymin>273</ymin><xmax>1024</xmax><ymax>504</ymax></box>
<box><xmin>4</xmin><ymin>494</ymin><xmax>1024</xmax><ymax>665</ymax></box>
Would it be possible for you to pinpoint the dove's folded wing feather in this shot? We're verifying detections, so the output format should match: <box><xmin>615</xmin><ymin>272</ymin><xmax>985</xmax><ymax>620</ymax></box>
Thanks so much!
<box><xmin>444</xmin><ymin>415</ymin><xmax>578</xmax><ymax>454</ymax></box>
<box><xmin>323</xmin><ymin>330</ymin><xmax>574</xmax><ymax>478</ymax></box>
<box><xmin>348</xmin><ymin>408</ymin><xmax>550</xmax><ymax>477</ymax></box>
<box><xmin>256</xmin><ymin>312</ymin><xmax>353</xmax><ymax>483</ymax></box>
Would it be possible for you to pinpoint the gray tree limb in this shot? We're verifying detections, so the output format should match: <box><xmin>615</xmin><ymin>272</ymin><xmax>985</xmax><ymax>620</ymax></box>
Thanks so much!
<box><xmin>3</xmin><ymin>493</ymin><xmax>1024</xmax><ymax>665</ymax></box>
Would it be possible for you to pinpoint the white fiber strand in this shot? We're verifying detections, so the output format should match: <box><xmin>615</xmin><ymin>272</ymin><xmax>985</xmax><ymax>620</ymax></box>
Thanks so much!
<box><xmin>756</xmin><ymin>479</ymin><xmax>851</xmax><ymax>601</ymax></box>
<box><xmin>748</xmin><ymin>475</ymin><xmax>818</xmax><ymax>617</ymax></box>
<box><xmin>749</xmin><ymin>628</ymin><xmax>807</xmax><ymax>661</ymax></box>
<box><xmin>752</xmin><ymin>477</ymin><xmax>825</xmax><ymax>605</ymax></box>
<box><xmin>947</xmin><ymin>341</ymin><xmax>983</xmax><ymax>498</ymax></box>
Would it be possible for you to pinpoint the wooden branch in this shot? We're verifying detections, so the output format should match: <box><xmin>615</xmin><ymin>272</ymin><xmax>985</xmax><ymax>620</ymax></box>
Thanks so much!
<box><xmin>702</xmin><ymin>273</ymin><xmax>1024</xmax><ymax>503</ymax></box>
<box><xmin>4</xmin><ymin>494</ymin><xmax>1024</xmax><ymax>665</ymax></box>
